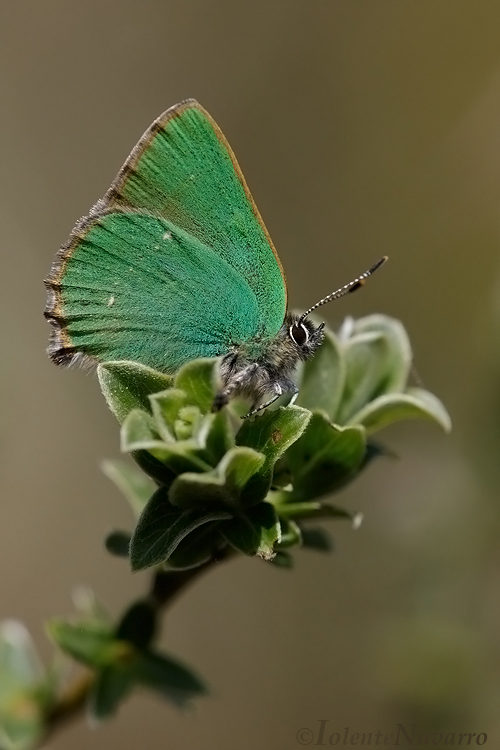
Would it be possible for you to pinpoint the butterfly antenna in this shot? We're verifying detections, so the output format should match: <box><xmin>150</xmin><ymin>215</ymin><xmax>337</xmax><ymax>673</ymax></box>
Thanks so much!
<box><xmin>299</xmin><ymin>256</ymin><xmax>388</xmax><ymax>323</ymax></box>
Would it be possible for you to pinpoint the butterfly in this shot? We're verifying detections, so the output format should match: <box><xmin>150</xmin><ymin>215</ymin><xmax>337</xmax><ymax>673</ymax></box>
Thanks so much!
<box><xmin>45</xmin><ymin>99</ymin><xmax>386</xmax><ymax>416</ymax></box>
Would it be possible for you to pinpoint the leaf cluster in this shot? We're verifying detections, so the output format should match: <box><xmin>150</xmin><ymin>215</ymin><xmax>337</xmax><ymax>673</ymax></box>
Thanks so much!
<box><xmin>100</xmin><ymin>314</ymin><xmax>450</xmax><ymax>572</ymax></box>
<box><xmin>0</xmin><ymin>315</ymin><xmax>450</xmax><ymax>747</ymax></box>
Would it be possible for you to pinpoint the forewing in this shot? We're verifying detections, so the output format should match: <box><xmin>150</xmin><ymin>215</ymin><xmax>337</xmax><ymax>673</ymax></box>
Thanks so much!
<box><xmin>45</xmin><ymin>211</ymin><xmax>262</xmax><ymax>372</ymax></box>
<box><xmin>101</xmin><ymin>99</ymin><xmax>287</xmax><ymax>337</ymax></box>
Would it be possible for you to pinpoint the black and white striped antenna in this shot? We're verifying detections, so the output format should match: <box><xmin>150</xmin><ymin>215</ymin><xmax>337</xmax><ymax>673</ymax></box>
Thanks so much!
<box><xmin>299</xmin><ymin>256</ymin><xmax>388</xmax><ymax>324</ymax></box>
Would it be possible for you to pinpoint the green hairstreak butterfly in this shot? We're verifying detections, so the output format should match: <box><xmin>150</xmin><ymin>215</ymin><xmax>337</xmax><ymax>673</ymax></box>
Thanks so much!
<box><xmin>45</xmin><ymin>99</ymin><xmax>386</xmax><ymax>416</ymax></box>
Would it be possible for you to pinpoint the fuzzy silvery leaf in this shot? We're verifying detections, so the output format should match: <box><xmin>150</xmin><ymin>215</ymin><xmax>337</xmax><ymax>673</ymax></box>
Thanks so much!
<box><xmin>98</xmin><ymin>361</ymin><xmax>173</xmax><ymax>424</ymax></box>
<box><xmin>169</xmin><ymin>447</ymin><xmax>265</xmax><ymax>510</ymax></box>
<box><xmin>120</xmin><ymin>409</ymin><xmax>166</xmax><ymax>454</ymax></box>
<box><xmin>348</xmin><ymin>387</ymin><xmax>452</xmax><ymax>434</ymax></box>
<box><xmin>336</xmin><ymin>315</ymin><xmax>412</xmax><ymax>423</ymax></box>
<box><xmin>121</xmin><ymin>409</ymin><xmax>212</xmax><ymax>475</ymax></box>
<box><xmin>236</xmin><ymin>405</ymin><xmax>311</xmax><ymax>504</ymax></box>
<box><xmin>296</xmin><ymin>328</ymin><xmax>345</xmax><ymax>420</ymax></box>
<box><xmin>174</xmin><ymin>358</ymin><xmax>219</xmax><ymax>414</ymax></box>
<box><xmin>149</xmin><ymin>389</ymin><xmax>189</xmax><ymax>441</ymax></box>
<box><xmin>283</xmin><ymin>412</ymin><xmax>366</xmax><ymax>502</ymax></box>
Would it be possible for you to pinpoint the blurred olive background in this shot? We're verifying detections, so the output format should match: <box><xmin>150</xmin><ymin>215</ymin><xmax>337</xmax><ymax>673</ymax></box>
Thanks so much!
<box><xmin>2</xmin><ymin>0</ymin><xmax>500</xmax><ymax>747</ymax></box>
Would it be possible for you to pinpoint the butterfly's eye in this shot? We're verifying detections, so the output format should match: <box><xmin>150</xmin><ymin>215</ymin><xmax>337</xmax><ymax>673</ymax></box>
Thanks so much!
<box><xmin>289</xmin><ymin>322</ymin><xmax>309</xmax><ymax>346</ymax></box>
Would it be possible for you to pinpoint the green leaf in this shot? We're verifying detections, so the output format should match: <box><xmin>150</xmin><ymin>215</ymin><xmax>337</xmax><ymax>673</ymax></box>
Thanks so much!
<box><xmin>300</xmin><ymin>527</ymin><xmax>334</xmax><ymax>552</ymax></box>
<box><xmin>115</xmin><ymin>601</ymin><xmax>156</xmax><ymax>650</ymax></box>
<box><xmin>351</xmin><ymin>314</ymin><xmax>412</xmax><ymax>387</ymax></box>
<box><xmin>270</xmin><ymin>550</ymin><xmax>294</xmax><ymax>568</ymax></box>
<box><xmin>129</xmin><ymin>488</ymin><xmax>231</xmax><ymax>571</ymax></box>
<box><xmin>89</xmin><ymin>665</ymin><xmax>134</xmax><ymax>722</ymax></box>
<box><xmin>284</xmin><ymin>411</ymin><xmax>366</xmax><ymax>501</ymax></box>
<box><xmin>362</xmin><ymin>440</ymin><xmax>395</xmax><ymax>467</ymax></box>
<box><xmin>176</xmin><ymin>408</ymin><xmax>201</xmax><ymax>442</ymax></box>
<box><xmin>120</xmin><ymin>409</ymin><xmax>165</xmax><ymax>454</ymax></box>
<box><xmin>47</xmin><ymin>621</ymin><xmax>131</xmax><ymax>668</ymax></box>
<box><xmin>199</xmin><ymin>410</ymin><xmax>235</xmax><ymax>466</ymax></box>
<box><xmin>175</xmin><ymin>409</ymin><xmax>200</xmax><ymax>441</ymax></box>
<box><xmin>71</xmin><ymin>588</ymin><xmax>111</xmax><ymax>626</ymax></box>
<box><xmin>90</xmin><ymin>646</ymin><xmax>206</xmax><ymax>719</ymax></box>
<box><xmin>296</xmin><ymin>328</ymin><xmax>345</xmax><ymax>420</ymax></box>
<box><xmin>270</xmin><ymin>456</ymin><xmax>292</xmax><ymax>489</ymax></box>
<box><xmin>276</xmin><ymin>501</ymin><xmax>362</xmax><ymax>526</ymax></box>
<box><xmin>0</xmin><ymin>704</ymin><xmax>43</xmax><ymax>750</ymax></box>
<box><xmin>122</xmin><ymin>410</ymin><xmax>211</xmax><ymax>474</ymax></box>
<box><xmin>104</xmin><ymin>531</ymin><xmax>131</xmax><ymax>557</ymax></box>
<box><xmin>169</xmin><ymin>447</ymin><xmax>265</xmax><ymax>509</ymax></box>
<box><xmin>237</xmin><ymin>405</ymin><xmax>311</xmax><ymax>503</ymax></box>
<box><xmin>165</xmin><ymin>523</ymin><xmax>224</xmax><ymax>571</ymax></box>
<box><xmin>174</xmin><ymin>358</ymin><xmax>218</xmax><ymax>414</ymax></box>
<box><xmin>97</xmin><ymin>361</ymin><xmax>173</xmax><ymax>424</ymax></box>
<box><xmin>336</xmin><ymin>315</ymin><xmax>412</xmax><ymax>423</ymax></box>
<box><xmin>348</xmin><ymin>387</ymin><xmax>452</xmax><ymax>434</ymax></box>
<box><xmin>221</xmin><ymin>502</ymin><xmax>280</xmax><ymax>560</ymax></box>
<box><xmin>238</xmin><ymin>405</ymin><xmax>311</xmax><ymax>467</ymax></box>
<box><xmin>149</xmin><ymin>388</ymin><xmax>187</xmax><ymax>441</ymax></box>
<box><xmin>0</xmin><ymin>621</ymin><xmax>42</xmax><ymax>690</ymax></box>
<box><xmin>151</xmin><ymin>387</ymin><xmax>234</xmax><ymax>467</ymax></box>
<box><xmin>131</xmin><ymin>450</ymin><xmax>177</xmax><ymax>487</ymax></box>
<box><xmin>0</xmin><ymin>624</ymin><xmax>47</xmax><ymax>750</ymax></box>
<box><xmin>133</xmin><ymin>650</ymin><xmax>206</xmax><ymax>706</ymax></box>
<box><xmin>101</xmin><ymin>459</ymin><xmax>156</xmax><ymax>516</ymax></box>
<box><xmin>277</xmin><ymin>518</ymin><xmax>302</xmax><ymax>548</ymax></box>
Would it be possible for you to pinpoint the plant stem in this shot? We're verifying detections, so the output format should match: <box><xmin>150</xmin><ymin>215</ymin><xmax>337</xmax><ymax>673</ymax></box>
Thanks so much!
<box><xmin>149</xmin><ymin>549</ymin><xmax>233</xmax><ymax>608</ymax></box>
<box><xmin>40</xmin><ymin>551</ymin><xmax>232</xmax><ymax>746</ymax></box>
<box><xmin>43</xmin><ymin>670</ymin><xmax>95</xmax><ymax>734</ymax></box>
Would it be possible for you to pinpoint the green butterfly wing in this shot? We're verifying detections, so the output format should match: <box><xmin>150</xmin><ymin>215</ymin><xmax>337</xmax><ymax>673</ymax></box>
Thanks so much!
<box><xmin>45</xmin><ymin>100</ymin><xmax>287</xmax><ymax>371</ymax></box>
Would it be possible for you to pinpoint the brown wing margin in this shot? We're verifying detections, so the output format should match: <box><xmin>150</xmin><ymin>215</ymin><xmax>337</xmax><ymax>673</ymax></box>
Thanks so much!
<box><xmin>44</xmin><ymin>208</ymin><xmax>102</xmax><ymax>367</ymax></box>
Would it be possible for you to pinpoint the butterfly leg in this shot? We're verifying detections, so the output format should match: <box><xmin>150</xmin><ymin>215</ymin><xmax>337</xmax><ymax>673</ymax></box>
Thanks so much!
<box><xmin>243</xmin><ymin>379</ymin><xmax>298</xmax><ymax>418</ymax></box>
<box><xmin>244</xmin><ymin>387</ymin><xmax>283</xmax><ymax>418</ymax></box>
<box><xmin>282</xmin><ymin>379</ymin><xmax>299</xmax><ymax>407</ymax></box>
<box><xmin>212</xmin><ymin>362</ymin><xmax>260</xmax><ymax>412</ymax></box>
